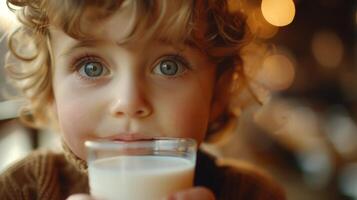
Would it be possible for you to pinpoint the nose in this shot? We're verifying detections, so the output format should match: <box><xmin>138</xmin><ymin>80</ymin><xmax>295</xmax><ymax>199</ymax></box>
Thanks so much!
<box><xmin>109</xmin><ymin>79</ymin><xmax>152</xmax><ymax>118</ymax></box>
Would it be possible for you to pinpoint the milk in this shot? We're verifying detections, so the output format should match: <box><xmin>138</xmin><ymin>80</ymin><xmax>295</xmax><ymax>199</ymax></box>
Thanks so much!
<box><xmin>88</xmin><ymin>155</ymin><xmax>195</xmax><ymax>200</ymax></box>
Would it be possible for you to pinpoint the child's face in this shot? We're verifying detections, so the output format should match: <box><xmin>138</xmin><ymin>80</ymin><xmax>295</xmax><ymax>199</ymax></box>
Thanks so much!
<box><xmin>50</xmin><ymin>3</ymin><xmax>217</xmax><ymax>159</ymax></box>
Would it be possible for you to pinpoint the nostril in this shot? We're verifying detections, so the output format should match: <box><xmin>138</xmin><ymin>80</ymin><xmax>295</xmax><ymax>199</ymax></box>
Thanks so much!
<box><xmin>110</xmin><ymin>100</ymin><xmax>152</xmax><ymax>118</ymax></box>
<box><xmin>115</xmin><ymin>111</ymin><xmax>124</xmax><ymax>116</ymax></box>
<box><xmin>136</xmin><ymin>109</ymin><xmax>151</xmax><ymax>117</ymax></box>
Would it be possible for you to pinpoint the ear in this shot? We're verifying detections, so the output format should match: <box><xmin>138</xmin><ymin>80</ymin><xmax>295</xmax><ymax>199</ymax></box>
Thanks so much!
<box><xmin>209</xmin><ymin>68</ymin><xmax>234</xmax><ymax>123</ymax></box>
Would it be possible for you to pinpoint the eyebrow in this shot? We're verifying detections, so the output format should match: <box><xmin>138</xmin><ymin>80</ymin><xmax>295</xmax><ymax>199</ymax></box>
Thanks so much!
<box><xmin>61</xmin><ymin>40</ymin><xmax>106</xmax><ymax>57</ymax></box>
<box><xmin>61</xmin><ymin>37</ymin><xmax>190</xmax><ymax>58</ymax></box>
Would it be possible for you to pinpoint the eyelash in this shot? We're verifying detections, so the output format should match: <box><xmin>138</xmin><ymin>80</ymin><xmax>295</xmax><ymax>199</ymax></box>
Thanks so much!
<box><xmin>154</xmin><ymin>53</ymin><xmax>192</xmax><ymax>79</ymax></box>
<box><xmin>69</xmin><ymin>52</ymin><xmax>192</xmax><ymax>81</ymax></box>
<box><xmin>70</xmin><ymin>53</ymin><xmax>109</xmax><ymax>81</ymax></box>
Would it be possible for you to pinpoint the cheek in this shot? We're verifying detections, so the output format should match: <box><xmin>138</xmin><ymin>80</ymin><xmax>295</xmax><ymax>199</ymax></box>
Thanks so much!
<box><xmin>58</xmin><ymin>101</ymin><xmax>91</xmax><ymax>134</ymax></box>
<box><xmin>160</xmin><ymin>94</ymin><xmax>212</xmax><ymax>144</ymax></box>
<box><xmin>56</xmin><ymin>101</ymin><xmax>88</xmax><ymax>158</ymax></box>
<box><xmin>55</xmin><ymin>93</ymin><xmax>105</xmax><ymax>159</ymax></box>
<box><xmin>173</xmin><ymin>107</ymin><xmax>209</xmax><ymax>141</ymax></box>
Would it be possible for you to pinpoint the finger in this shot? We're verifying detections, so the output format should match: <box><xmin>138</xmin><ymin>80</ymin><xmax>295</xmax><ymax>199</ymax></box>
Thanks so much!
<box><xmin>66</xmin><ymin>194</ymin><xmax>96</xmax><ymax>200</ymax></box>
<box><xmin>167</xmin><ymin>187</ymin><xmax>215</xmax><ymax>200</ymax></box>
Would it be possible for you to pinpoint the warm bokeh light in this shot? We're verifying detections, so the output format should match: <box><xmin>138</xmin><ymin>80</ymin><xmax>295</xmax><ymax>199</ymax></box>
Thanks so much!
<box><xmin>324</xmin><ymin>107</ymin><xmax>357</xmax><ymax>159</ymax></box>
<box><xmin>247</xmin><ymin>8</ymin><xmax>279</xmax><ymax>39</ymax></box>
<box><xmin>261</xmin><ymin>0</ymin><xmax>296</xmax><ymax>27</ymax></box>
<box><xmin>257</xmin><ymin>54</ymin><xmax>295</xmax><ymax>91</ymax></box>
<box><xmin>0</xmin><ymin>0</ymin><xmax>18</xmax><ymax>32</ymax></box>
<box><xmin>254</xmin><ymin>98</ymin><xmax>326</xmax><ymax>152</ymax></box>
<box><xmin>311</xmin><ymin>31</ymin><xmax>344</xmax><ymax>69</ymax></box>
<box><xmin>255</xmin><ymin>99</ymin><xmax>334</xmax><ymax>189</ymax></box>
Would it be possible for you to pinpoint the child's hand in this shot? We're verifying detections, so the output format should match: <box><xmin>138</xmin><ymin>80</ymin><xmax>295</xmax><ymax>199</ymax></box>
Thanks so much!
<box><xmin>66</xmin><ymin>187</ymin><xmax>215</xmax><ymax>200</ymax></box>
<box><xmin>165</xmin><ymin>187</ymin><xmax>215</xmax><ymax>200</ymax></box>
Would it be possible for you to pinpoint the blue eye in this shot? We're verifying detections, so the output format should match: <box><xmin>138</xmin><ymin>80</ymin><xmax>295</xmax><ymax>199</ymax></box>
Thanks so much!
<box><xmin>84</xmin><ymin>62</ymin><xmax>103</xmax><ymax>77</ymax></box>
<box><xmin>77</xmin><ymin>59</ymin><xmax>109</xmax><ymax>78</ymax></box>
<box><xmin>153</xmin><ymin>57</ymin><xmax>188</xmax><ymax>77</ymax></box>
<box><xmin>159</xmin><ymin>60</ymin><xmax>178</xmax><ymax>76</ymax></box>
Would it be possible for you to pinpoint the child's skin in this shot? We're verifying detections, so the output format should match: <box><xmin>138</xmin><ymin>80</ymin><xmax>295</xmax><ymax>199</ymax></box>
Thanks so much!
<box><xmin>49</xmin><ymin>2</ymin><xmax>223</xmax><ymax>200</ymax></box>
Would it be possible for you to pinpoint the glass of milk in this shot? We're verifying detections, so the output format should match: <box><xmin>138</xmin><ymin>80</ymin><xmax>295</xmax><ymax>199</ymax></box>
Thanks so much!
<box><xmin>85</xmin><ymin>138</ymin><xmax>197</xmax><ymax>200</ymax></box>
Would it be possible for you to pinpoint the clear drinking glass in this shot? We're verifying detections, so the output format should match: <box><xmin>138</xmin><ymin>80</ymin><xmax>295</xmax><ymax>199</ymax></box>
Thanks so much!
<box><xmin>85</xmin><ymin>137</ymin><xmax>197</xmax><ymax>200</ymax></box>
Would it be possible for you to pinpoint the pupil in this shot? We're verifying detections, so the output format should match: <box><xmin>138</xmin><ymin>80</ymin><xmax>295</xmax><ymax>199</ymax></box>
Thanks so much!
<box><xmin>160</xmin><ymin>60</ymin><xmax>178</xmax><ymax>75</ymax></box>
<box><xmin>85</xmin><ymin>62</ymin><xmax>102</xmax><ymax>77</ymax></box>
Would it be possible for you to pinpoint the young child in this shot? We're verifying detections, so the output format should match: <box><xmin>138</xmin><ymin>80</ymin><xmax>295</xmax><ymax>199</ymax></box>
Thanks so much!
<box><xmin>0</xmin><ymin>0</ymin><xmax>286</xmax><ymax>199</ymax></box>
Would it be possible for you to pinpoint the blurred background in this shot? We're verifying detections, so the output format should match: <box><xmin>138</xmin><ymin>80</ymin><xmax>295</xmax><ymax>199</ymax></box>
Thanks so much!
<box><xmin>0</xmin><ymin>0</ymin><xmax>356</xmax><ymax>199</ymax></box>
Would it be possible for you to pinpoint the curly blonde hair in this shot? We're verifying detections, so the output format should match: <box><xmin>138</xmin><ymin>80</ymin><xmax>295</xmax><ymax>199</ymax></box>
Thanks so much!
<box><xmin>6</xmin><ymin>0</ymin><xmax>250</xmax><ymax>140</ymax></box>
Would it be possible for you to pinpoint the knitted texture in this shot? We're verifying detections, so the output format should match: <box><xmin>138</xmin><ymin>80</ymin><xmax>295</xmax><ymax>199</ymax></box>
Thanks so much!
<box><xmin>61</xmin><ymin>140</ymin><xmax>88</xmax><ymax>174</ymax></box>
<box><xmin>0</xmin><ymin>150</ymin><xmax>88</xmax><ymax>200</ymax></box>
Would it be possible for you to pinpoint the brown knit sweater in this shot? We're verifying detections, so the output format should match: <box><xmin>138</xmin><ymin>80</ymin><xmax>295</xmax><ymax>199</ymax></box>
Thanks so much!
<box><xmin>0</xmin><ymin>148</ymin><xmax>285</xmax><ymax>200</ymax></box>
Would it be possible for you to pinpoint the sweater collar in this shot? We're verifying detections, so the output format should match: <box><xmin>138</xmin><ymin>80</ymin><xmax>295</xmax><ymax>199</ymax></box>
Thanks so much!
<box><xmin>62</xmin><ymin>139</ymin><xmax>88</xmax><ymax>175</ymax></box>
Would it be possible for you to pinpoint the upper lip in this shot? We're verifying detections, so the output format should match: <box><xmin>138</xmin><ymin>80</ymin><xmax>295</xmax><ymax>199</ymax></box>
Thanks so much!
<box><xmin>103</xmin><ymin>133</ymin><xmax>154</xmax><ymax>141</ymax></box>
